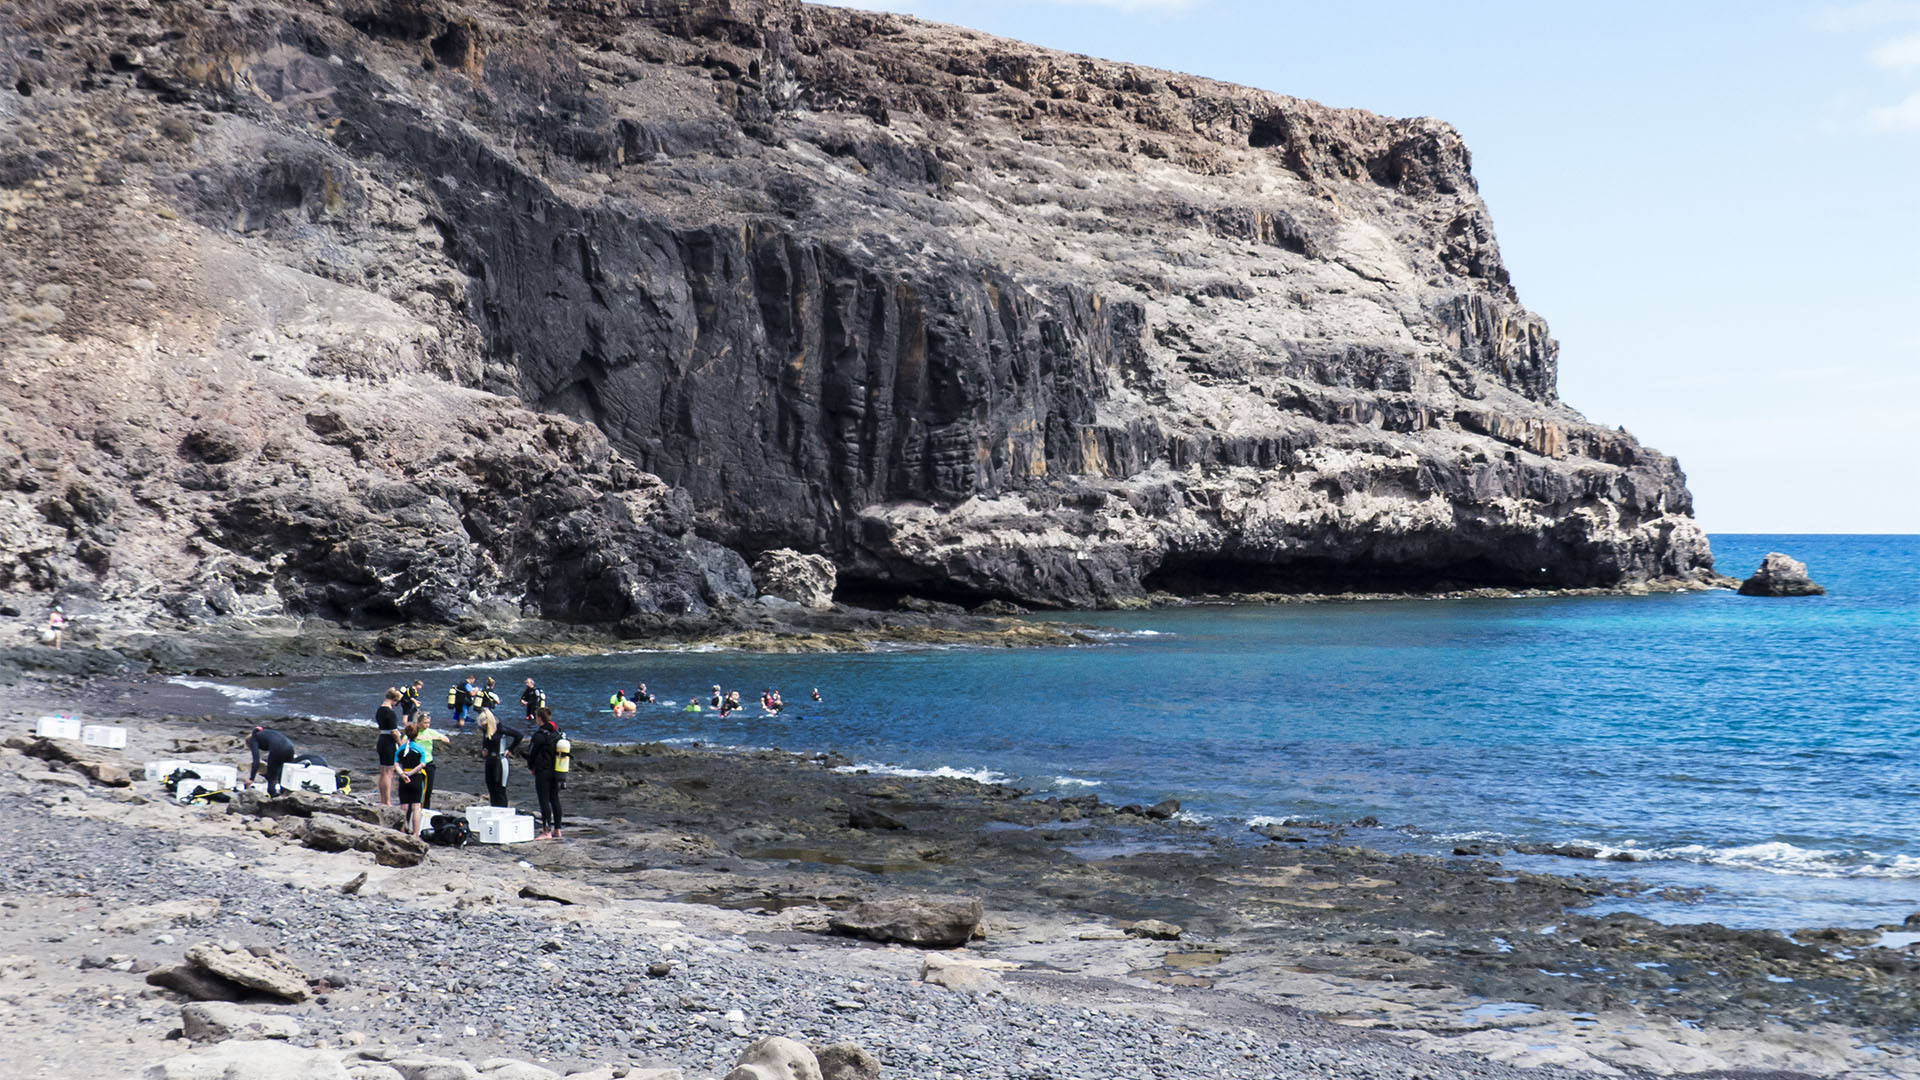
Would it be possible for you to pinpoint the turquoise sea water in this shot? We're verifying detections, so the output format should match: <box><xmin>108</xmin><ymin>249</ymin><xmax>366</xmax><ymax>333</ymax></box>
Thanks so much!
<box><xmin>212</xmin><ymin>534</ymin><xmax>1920</xmax><ymax>931</ymax></box>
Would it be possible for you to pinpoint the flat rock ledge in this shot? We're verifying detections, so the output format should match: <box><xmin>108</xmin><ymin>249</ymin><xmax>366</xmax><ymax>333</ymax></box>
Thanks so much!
<box><xmin>1737</xmin><ymin>552</ymin><xmax>1826</xmax><ymax>597</ymax></box>
<box><xmin>827</xmin><ymin>897</ymin><xmax>984</xmax><ymax>948</ymax></box>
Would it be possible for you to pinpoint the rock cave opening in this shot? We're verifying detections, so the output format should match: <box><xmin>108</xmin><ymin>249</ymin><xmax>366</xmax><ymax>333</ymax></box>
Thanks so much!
<box><xmin>1142</xmin><ymin>552</ymin><xmax>1578</xmax><ymax>597</ymax></box>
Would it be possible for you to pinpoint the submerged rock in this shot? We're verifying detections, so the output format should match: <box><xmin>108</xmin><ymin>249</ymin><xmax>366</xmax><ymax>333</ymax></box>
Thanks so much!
<box><xmin>1737</xmin><ymin>552</ymin><xmax>1826</xmax><ymax>596</ymax></box>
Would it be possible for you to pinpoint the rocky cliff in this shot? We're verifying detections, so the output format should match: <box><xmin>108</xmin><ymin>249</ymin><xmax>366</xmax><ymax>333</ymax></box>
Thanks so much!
<box><xmin>0</xmin><ymin>0</ymin><xmax>1717</xmax><ymax>631</ymax></box>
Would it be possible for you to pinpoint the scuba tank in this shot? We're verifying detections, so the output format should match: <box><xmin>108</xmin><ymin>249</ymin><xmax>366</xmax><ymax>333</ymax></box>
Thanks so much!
<box><xmin>335</xmin><ymin>769</ymin><xmax>353</xmax><ymax>795</ymax></box>
<box><xmin>446</xmin><ymin>686</ymin><xmax>458</xmax><ymax>707</ymax></box>
<box><xmin>553</xmin><ymin>734</ymin><xmax>571</xmax><ymax>774</ymax></box>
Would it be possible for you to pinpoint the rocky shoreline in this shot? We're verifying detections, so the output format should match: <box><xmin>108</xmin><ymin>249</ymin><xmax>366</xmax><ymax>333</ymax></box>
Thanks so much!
<box><xmin>3</xmin><ymin>674</ymin><xmax>1916</xmax><ymax>1079</ymax></box>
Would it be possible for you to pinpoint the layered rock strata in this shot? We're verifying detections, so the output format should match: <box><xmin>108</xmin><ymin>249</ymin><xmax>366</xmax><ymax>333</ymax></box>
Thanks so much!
<box><xmin>0</xmin><ymin>0</ymin><xmax>1717</xmax><ymax>627</ymax></box>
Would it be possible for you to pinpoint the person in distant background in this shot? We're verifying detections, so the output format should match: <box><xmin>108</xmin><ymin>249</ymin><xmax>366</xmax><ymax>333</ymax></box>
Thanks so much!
<box><xmin>45</xmin><ymin>606</ymin><xmax>66</xmax><ymax>649</ymax></box>
<box><xmin>245</xmin><ymin>726</ymin><xmax>297</xmax><ymax>796</ymax></box>
<box><xmin>810</xmin><ymin>688</ymin><xmax>821</xmax><ymax>702</ymax></box>
<box><xmin>479</xmin><ymin>676</ymin><xmax>502</xmax><ymax>713</ymax></box>
<box><xmin>521</xmin><ymin>678</ymin><xmax>543</xmax><ymax>722</ymax></box>
<box><xmin>478</xmin><ymin>708</ymin><xmax>523</xmax><ymax>808</ymax></box>
<box><xmin>373</xmin><ymin>688</ymin><xmax>402</xmax><ymax>805</ymax></box>
<box><xmin>451</xmin><ymin>675</ymin><xmax>477</xmax><ymax>729</ymax></box>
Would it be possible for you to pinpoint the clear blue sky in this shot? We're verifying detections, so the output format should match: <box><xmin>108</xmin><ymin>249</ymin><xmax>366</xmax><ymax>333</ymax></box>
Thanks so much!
<box><xmin>823</xmin><ymin>1</ymin><xmax>1920</xmax><ymax>533</ymax></box>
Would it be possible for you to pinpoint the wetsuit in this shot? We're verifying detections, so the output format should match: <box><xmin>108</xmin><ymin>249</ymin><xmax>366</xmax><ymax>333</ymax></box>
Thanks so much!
<box><xmin>395</xmin><ymin>739</ymin><xmax>425</xmax><ymax>805</ymax></box>
<box><xmin>525</xmin><ymin>722</ymin><xmax>563</xmax><ymax>834</ymax></box>
<box><xmin>398</xmin><ymin>686</ymin><xmax>420</xmax><ymax>720</ymax></box>
<box><xmin>520</xmin><ymin>685</ymin><xmax>542</xmax><ymax>721</ymax></box>
<box><xmin>374</xmin><ymin>703</ymin><xmax>399</xmax><ymax>768</ymax></box>
<box><xmin>416</xmin><ymin>727</ymin><xmax>449</xmax><ymax>809</ymax></box>
<box><xmin>246</xmin><ymin>728</ymin><xmax>296</xmax><ymax>795</ymax></box>
<box><xmin>483</xmin><ymin>721</ymin><xmax>524</xmax><ymax>807</ymax></box>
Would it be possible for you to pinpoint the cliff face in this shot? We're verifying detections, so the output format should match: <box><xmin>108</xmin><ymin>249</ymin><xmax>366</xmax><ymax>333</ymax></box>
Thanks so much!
<box><xmin>0</xmin><ymin>0</ymin><xmax>1715</xmax><ymax>627</ymax></box>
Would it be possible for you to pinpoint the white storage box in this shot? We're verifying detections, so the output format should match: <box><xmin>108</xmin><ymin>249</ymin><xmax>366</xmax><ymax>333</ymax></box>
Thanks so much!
<box><xmin>81</xmin><ymin>725</ymin><xmax>128</xmax><ymax>749</ymax></box>
<box><xmin>149</xmin><ymin>761</ymin><xmax>239</xmax><ymax>791</ymax></box>
<box><xmin>144</xmin><ymin>758</ymin><xmax>192</xmax><ymax>782</ymax></box>
<box><xmin>35</xmin><ymin>715</ymin><xmax>82</xmax><ymax>740</ymax></box>
<box><xmin>465</xmin><ymin>804</ymin><xmax>516</xmax><ymax>828</ymax></box>
<box><xmin>279</xmin><ymin>763</ymin><xmax>337</xmax><ymax>793</ymax></box>
<box><xmin>475</xmin><ymin>813</ymin><xmax>536</xmax><ymax>844</ymax></box>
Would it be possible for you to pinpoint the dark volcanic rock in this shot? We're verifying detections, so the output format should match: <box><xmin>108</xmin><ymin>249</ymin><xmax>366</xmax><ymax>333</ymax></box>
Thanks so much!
<box><xmin>0</xmin><ymin>0</ymin><xmax>1721</xmax><ymax>628</ymax></box>
<box><xmin>1737</xmin><ymin>552</ymin><xmax>1826</xmax><ymax>597</ymax></box>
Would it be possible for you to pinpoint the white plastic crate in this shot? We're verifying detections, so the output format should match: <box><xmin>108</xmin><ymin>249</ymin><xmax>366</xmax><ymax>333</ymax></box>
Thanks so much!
<box><xmin>149</xmin><ymin>761</ymin><xmax>238</xmax><ymax>792</ymax></box>
<box><xmin>144</xmin><ymin>758</ymin><xmax>192</xmax><ymax>782</ymax></box>
<box><xmin>81</xmin><ymin>725</ymin><xmax>127</xmax><ymax>749</ymax></box>
<box><xmin>465</xmin><ymin>804</ymin><xmax>516</xmax><ymax>828</ymax></box>
<box><xmin>35</xmin><ymin>716</ymin><xmax>81</xmax><ymax>740</ymax></box>
<box><xmin>475</xmin><ymin>813</ymin><xmax>536</xmax><ymax>844</ymax></box>
<box><xmin>279</xmin><ymin>763</ymin><xmax>337</xmax><ymax>793</ymax></box>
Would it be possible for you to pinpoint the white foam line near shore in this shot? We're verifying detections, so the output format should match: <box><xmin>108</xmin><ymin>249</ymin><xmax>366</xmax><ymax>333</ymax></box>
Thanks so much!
<box><xmin>831</xmin><ymin>761</ymin><xmax>1011</xmax><ymax>785</ymax></box>
<box><xmin>165</xmin><ymin>677</ymin><xmax>274</xmax><ymax>707</ymax></box>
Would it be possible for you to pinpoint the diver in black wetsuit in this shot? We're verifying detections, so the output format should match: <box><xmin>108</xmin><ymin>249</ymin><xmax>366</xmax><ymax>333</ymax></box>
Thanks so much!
<box><xmin>245</xmin><ymin>726</ymin><xmax>297</xmax><ymax>796</ymax></box>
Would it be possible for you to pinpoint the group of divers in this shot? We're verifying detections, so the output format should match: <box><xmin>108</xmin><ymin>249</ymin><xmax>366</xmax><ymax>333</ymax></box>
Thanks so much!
<box><xmin>609</xmin><ymin>681</ymin><xmax>820</xmax><ymax>718</ymax></box>
<box><xmin>239</xmin><ymin>674</ymin><xmax>825</xmax><ymax>845</ymax></box>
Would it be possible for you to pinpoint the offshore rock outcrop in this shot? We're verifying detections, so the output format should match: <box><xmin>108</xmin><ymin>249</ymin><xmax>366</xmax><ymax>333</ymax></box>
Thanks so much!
<box><xmin>0</xmin><ymin>0</ymin><xmax>1717</xmax><ymax>630</ymax></box>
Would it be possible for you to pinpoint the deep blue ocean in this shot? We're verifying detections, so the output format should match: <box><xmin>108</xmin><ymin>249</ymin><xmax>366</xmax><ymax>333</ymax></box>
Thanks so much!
<box><xmin>192</xmin><ymin>535</ymin><xmax>1920</xmax><ymax>931</ymax></box>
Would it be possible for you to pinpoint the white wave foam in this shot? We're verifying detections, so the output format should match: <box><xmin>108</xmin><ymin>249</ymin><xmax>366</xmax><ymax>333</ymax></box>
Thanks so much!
<box><xmin>1171</xmin><ymin>810</ymin><xmax>1212</xmax><ymax>825</ymax></box>
<box><xmin>1645</xmin><ymin>841</ymin><xmax>1920</xmax><ymax>880</ymax></box>
<box><xmin>1051</xmin><ymin>776</ymin><xmax>1104</xmax><ymax>789</ymax></box>
<box><xmin>166</xmin><ymin>677</ymin><xmax>273</xmax><ymax>706</ymax></box>
<box><xmin>831</xmin><ymin>761</ymin><xmax>1010</xmax><ymax>785</ymax></box>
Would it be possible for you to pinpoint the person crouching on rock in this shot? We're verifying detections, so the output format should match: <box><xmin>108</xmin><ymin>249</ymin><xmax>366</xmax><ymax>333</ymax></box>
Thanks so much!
<box><xmin>374</xmin><ymin>688</ymin><xmax>402</xmax><ymax>806</ymax></box>
<box><xmin>525</xmin><ymin>707</ymin><xmax>565</xmax><ymax>840</ymax></box>
<box><xmin>394</xmin><ymin>722</ymin><xmax>427</xmax><ymax>836</ymax></box>
<box><xmin>478</xmin><ymin>708</ymin><xmax>523</xmax><ymax>808</ymax></box>
<box><xmin>414</xmin><ymin>712</ymin><xmax>450</xmax><ymax>810</ymax></box>
<box><xmin>244</xmin><ymin>726</ymin><xmax>296</xmax><ymax>796</ymax></box>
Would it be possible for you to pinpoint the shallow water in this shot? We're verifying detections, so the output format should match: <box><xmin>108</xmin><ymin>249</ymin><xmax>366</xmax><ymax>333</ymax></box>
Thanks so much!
<box><xmin>214</xmin><ymin>534</ymin><xmax>1920</xmax><ymax>931</ymax></box>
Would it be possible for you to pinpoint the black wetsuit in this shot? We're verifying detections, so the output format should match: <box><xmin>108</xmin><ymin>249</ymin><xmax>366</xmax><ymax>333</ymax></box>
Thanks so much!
<box><xmin>483</xmin><ymin>721</ymin><xmax>525</xmax><ymax>807</ymax></box>
<box><xmin>246</xmin><ymin>728</ymin><xmax>296</xmax><ymax>795</ymax></box>
<box><xmin>374</xmin><ymin>703</ymin><xmax>399</xmax><ymax>767</ymax></box>
<box><xmin>525</xmin><ymin>723</ymin><xmax>563</xmax><ymax>833</ymax></box>
<box><xmin>520</xmin><ymin>686</ymin><xmax>541</xmax><ymax>721</ymax></box>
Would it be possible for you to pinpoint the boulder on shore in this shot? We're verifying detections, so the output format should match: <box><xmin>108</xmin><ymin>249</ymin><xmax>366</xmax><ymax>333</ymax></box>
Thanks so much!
<box><xmin>302</xmin><ymin>815</ymin><xmax>428</xmax><ymax>867</ymax></box>
<box><xmin>725</xmin><ymin>1036</ymin><xmax>822</xmax><ymax>1080</ymax></box>
<box><xmin>181</xmin><ymin>1001</ymin><xmax>303</xmax><ymax>1042</ymax></box>
<box><xmin>184</xmin><ymin>943</ymin><xmax>310</xmax><ymax>1002</ymax></box>
<box><xmin>1737</xmin><ymin>552</ymin><xmax>1825</xmax><ymax>596</ymax></box>
<box><xmin>828</xmin><ymin>896</ymin><xmax>984</xmax><ymax>948</ymax></box>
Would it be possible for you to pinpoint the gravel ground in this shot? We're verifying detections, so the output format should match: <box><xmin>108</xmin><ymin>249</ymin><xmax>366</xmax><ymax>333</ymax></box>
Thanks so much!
<box><xmin>0</xmin><ymin>750</ymin><xmax>1612</xmax><ymax>1080</ymax></box>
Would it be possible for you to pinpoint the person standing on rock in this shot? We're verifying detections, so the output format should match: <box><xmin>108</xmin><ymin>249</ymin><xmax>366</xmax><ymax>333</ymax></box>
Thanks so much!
<box><xmin>525</xmin><ymin>707</ymin><xmax>565</xmax><ymax>840</ymax></box>
<box><xmin>394</xmin><ymin>722</ymin><xmax>427</xmax><ymax>836</ymax></box>
<box><xmin>244</xmin><ymin>726</ymin><xmax>297</xmax><ymax>796</ymax></box>
<box><xmin>414</xmin><ymin>712</ymin><xmax>450</xmax><ymax>810</ymax></box>
<box><xmin>478</xmin><ymin>708</ymin><xmax>523</xmax><ymax>808</ymax></box>
<box><xmin>520</xmin><ymin>678</ymin><xmax>543</xmax><ymax>722</ymax></box>
<box><xmin>44</xmin><ymin>606</ymin><xmax>66</xmax><ymax>649</ymax></box>
<box><xmin>374</xmin><ymin>688</ymin><xmax>402</xmax><ymax>806</ymax></box>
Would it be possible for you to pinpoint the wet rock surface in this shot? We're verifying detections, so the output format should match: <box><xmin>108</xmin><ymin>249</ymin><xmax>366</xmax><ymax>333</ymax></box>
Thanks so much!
<box><xmin>0</xmin><ymin>0</ymin><xmax>1722</xmax><ymax>641</ymax></box>
<box><xmin>1737</xmin><ymin>552</ymin><xmax>1827</xmax><ymax>597</ymax></box>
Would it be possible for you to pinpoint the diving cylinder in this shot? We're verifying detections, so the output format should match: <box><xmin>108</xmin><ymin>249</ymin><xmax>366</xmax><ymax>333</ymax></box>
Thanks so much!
<box><xmin>554</xmin><ymin>735</ymin><xmax>571</xmax><ymax>775</ymax></box>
